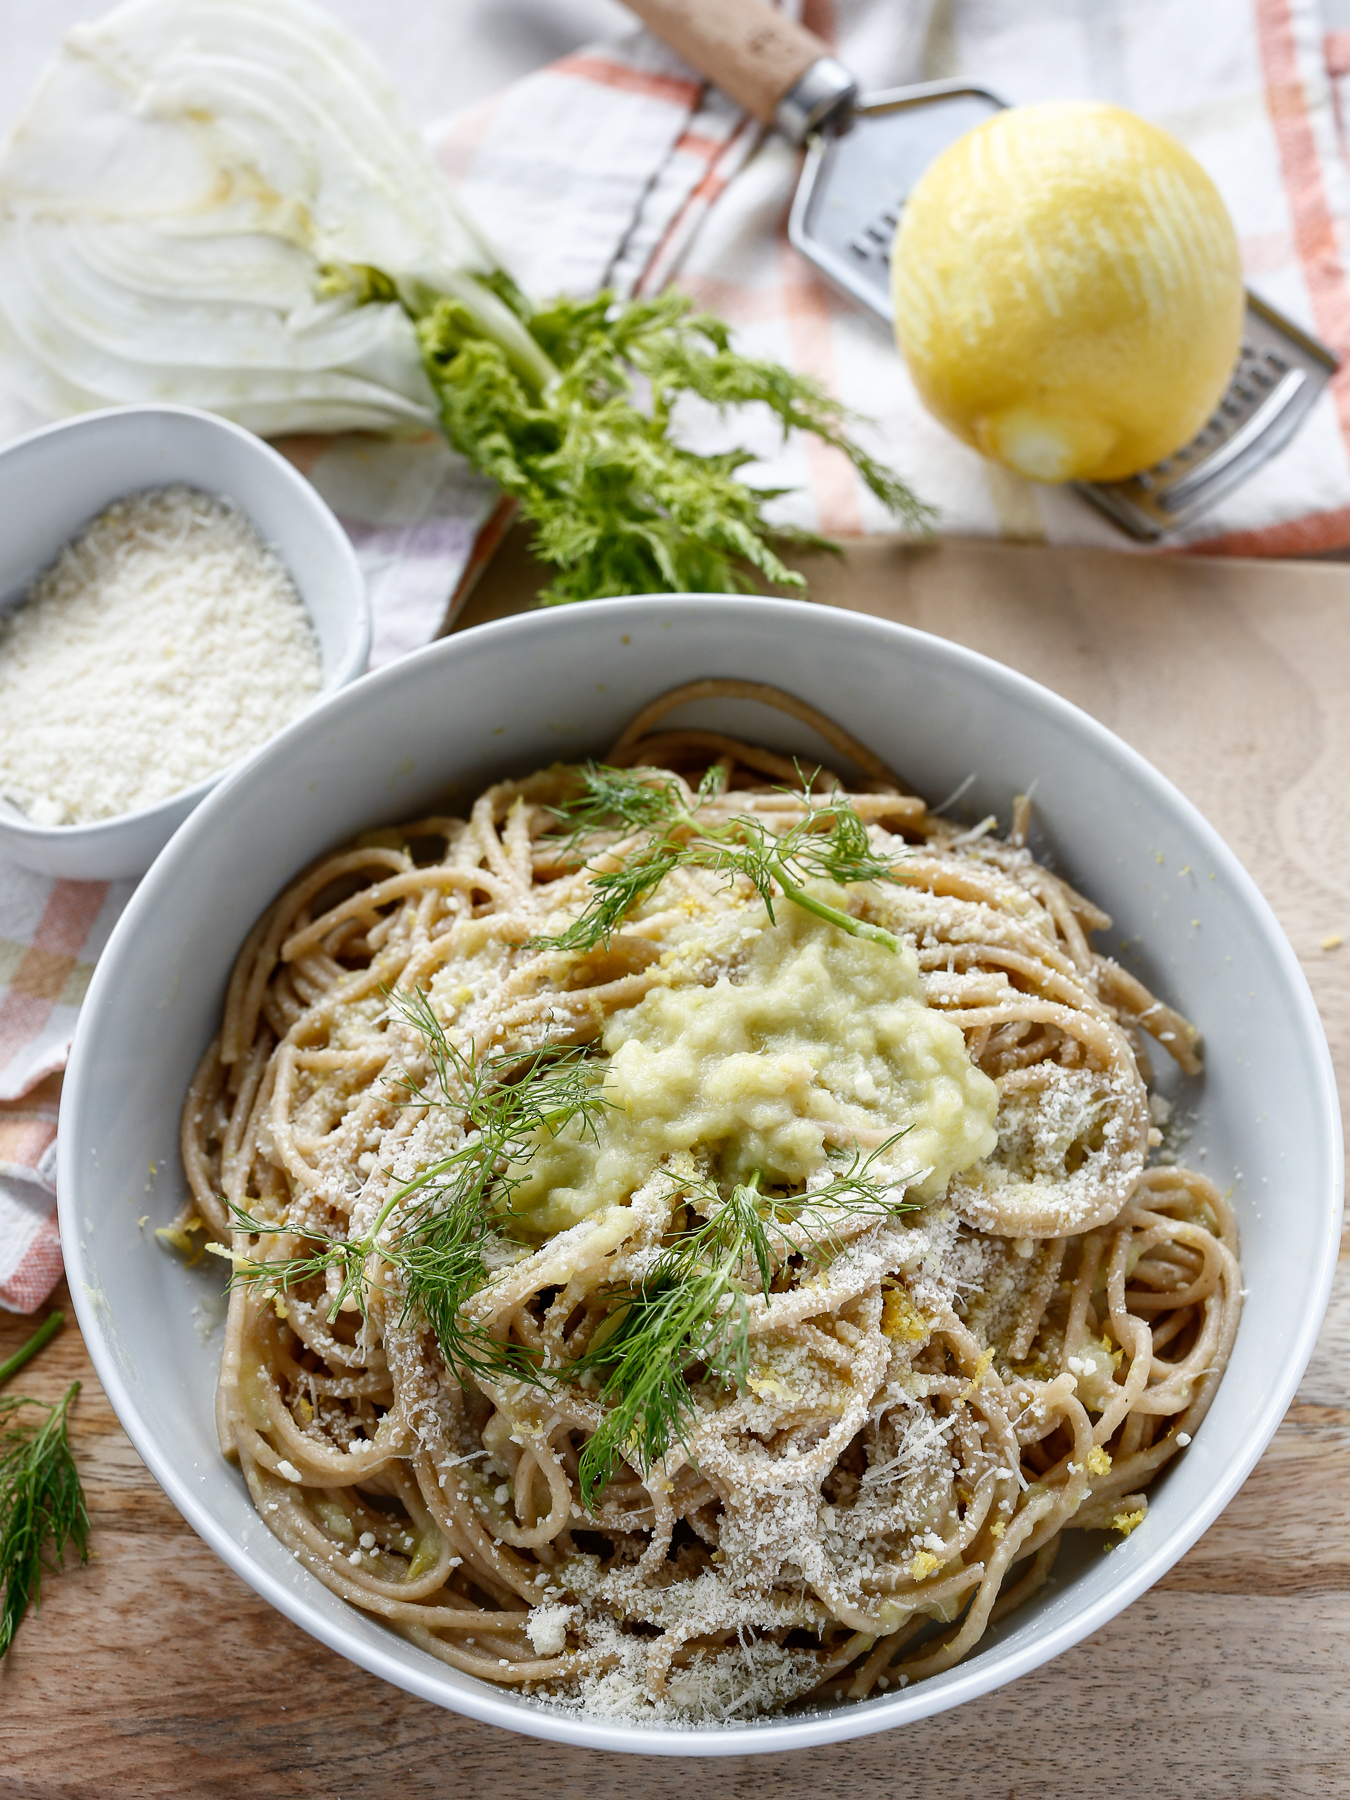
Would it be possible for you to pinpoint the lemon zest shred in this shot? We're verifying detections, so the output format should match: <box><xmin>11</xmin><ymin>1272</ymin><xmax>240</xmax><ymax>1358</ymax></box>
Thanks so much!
<box><xmin>957</xmin><ymin>1347</ymin><xmax>995</xmax><ymax>1402</ymax></box>
<box><xmin>155</xmin><ymin>1215</ymin><xmax>207</xmax><ymax>1265</ymax></box>
<box><xmin>747</xmin><ymin>1369</ymin><xmax>801</xmax><ymax>1404</ymax></box>
<box><xmin>881</xmin><ymin>1285</ymin><xmax>931</xmax><ymax>1343</ymax></box>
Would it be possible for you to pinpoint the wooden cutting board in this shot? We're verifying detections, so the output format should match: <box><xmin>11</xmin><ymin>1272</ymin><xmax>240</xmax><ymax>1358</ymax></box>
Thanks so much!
<box><xmin>5</xmin><ymin>532</ymin><xmax>1348</xmax><ymax>1799</ymax></box>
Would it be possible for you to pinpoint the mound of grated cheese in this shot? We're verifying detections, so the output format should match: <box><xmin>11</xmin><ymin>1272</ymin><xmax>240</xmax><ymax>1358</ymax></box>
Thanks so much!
<box><xmin>0</xmin><ymin>484</ymin><xmax>321</xmax><ymax>825</ymax></box>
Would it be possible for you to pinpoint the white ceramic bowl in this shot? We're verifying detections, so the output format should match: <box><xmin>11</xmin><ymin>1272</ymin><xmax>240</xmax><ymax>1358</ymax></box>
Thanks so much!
<box><xmin>60</xmin><ymin>597</ymin><xmax>1343</xmax><ymax>1755</ymax></box>
<box><xmin>0</xmin><ymin>404</ymin><xmax>370</xmax><ymax>879</ymax></box>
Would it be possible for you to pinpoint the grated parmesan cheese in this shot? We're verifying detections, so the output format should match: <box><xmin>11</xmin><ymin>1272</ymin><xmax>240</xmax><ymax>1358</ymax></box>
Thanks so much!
<box><xmin>525</xmin><ymin>1602</ymin><xmax>575</xmax><ymax>1658</ymax></box>
<box><xmin>0</xmin><ymin>484</ymin><xmax>321</xmax><ymax>824</ymax></box>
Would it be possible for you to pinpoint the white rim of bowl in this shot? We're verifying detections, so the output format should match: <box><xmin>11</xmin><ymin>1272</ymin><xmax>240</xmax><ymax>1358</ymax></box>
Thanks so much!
<box><xmin>58</xmin><ymin>595</ymin><xmax>1345</xmax><ymax>1755</ymax></box>
<box><xmin>0</xmin><ymin>402</ymin><xmax>371</xmax><ymax>849</ymax></box>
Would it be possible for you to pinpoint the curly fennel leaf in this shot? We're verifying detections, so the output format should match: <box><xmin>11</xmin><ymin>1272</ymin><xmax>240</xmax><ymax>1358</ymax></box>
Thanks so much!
<box><xmin>0</xmin><ymin>1315</ymin><xmax>89</xmax><ymax>1660</ymax></box>
<box><xmin>414</xmin><ymin>288</ymin><xmax>932</xmax><ymax>605</ymax></box>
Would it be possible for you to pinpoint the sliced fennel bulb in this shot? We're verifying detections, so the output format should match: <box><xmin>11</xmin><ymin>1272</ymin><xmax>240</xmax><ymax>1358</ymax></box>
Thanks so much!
<box><xmin>0</xmin><ymin>0</ymin><xmax>523</xmax><ymax>432</ymax></box>
<box><xmin>0</xmin><ymin>0</ymin><xmax>928</xmax><ymax>599</ymax></box>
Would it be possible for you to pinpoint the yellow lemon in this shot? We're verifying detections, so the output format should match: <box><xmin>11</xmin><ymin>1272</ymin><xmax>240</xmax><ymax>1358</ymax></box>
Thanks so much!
<box><xmin>891</xmin><ymin>101</ymin><xmax>1244</xmax><ymax>483</ymax></box>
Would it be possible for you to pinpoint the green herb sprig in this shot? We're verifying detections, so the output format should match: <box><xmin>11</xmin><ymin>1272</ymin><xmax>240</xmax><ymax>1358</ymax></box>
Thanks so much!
<box><xmin>532</xmin><ymin>763</ymin><xmax>904</xmax><ymax>955</ymax></box>
<box><xmin>227</xmin><ymin>992</ymin><xmax>608</xmax><ymax>1386</ymax></box>
<box><xmin>573</xmin><ymin>1138</ymin><xmax>918</xmax><ymax>1506</ymax></box>
<box><xmin>410</xmin><ymin>284</ymin><xmax>933</xmax><ymax>605</ymax></box>
<box><xmin>0</xmin><ymin>1313</ymin><xmax>89</xmax><ymax>1658</ymax></box>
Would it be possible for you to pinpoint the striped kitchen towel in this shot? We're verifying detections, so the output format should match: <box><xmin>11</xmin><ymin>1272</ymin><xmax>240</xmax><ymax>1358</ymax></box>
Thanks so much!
<box><xmin>0</xmin><ymin>871</ymin><xmax>129</xmax><ymax>1310</ymax></box>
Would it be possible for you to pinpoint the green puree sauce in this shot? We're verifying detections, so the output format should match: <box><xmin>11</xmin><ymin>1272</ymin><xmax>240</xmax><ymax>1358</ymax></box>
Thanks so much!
<box><xmin>507</xmin><ymin>903</ymin><xmax>998</xmax><ymax>1238</ymax></box>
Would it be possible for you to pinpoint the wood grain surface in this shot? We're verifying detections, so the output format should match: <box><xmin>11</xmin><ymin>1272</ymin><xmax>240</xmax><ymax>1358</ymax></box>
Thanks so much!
<box><xmin>4</xmin><ymin>533</ymin><xmax>1348</xmax><ymax>1799</ymax></box>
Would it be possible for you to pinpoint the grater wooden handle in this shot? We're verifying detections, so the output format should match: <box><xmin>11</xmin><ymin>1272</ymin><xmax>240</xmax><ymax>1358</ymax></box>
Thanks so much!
<box><xmin>619</xmin><ymin>0</ymin><xmax>834</xmax><ymax>127</ymax></box>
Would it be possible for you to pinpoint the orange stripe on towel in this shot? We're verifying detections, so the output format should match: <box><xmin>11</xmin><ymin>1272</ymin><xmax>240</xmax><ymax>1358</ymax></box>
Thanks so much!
<box><xmin>553</xmin><ymin>54</ymin><xmax>701</xmax><ymax>109</ymax></box>
<box><xmin>1185</xmin><ymin>500</ymin><xmax>1350</xmax><ymax>558</ymax></box>
<box><xmin>1252</xmin><ymin>0</ymin><xmax>1350</xmax><ymax>447</ymax></box>
<box><xmin>0</xmin><ymin>1209</ymin><xmax>63</xmax><ymax>1316</ymax></box>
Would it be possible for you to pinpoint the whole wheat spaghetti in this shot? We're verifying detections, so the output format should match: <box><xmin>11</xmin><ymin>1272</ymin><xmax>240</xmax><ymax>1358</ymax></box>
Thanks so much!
<box><xmin>179</xmin><ymin>681</ymin><xmax>1240</xmax><ymax>1721</ymax></box>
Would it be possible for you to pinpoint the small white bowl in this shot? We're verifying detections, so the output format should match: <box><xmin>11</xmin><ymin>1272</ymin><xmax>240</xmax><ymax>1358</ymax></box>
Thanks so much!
<box><xmin>59</xmin><ymin>597</ymin><xmax>1343</xmax><ymax>1754</ymax></box>
<box><xmin>0</xmin><ymin>404</ymin><xmax>370</xmax><ymax>879</ymax></box>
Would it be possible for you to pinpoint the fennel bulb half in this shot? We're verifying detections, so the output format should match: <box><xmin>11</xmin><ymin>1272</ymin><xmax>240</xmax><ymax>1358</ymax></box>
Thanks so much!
<box><xmin>0</xmin><ymin>0</ymin><xmax>927</xmax><ymax>600</ymax></box>
<box><xmin>0</xmin><ymin>0</ymin><xmax>530</xmax><ymax>433</ymax></box>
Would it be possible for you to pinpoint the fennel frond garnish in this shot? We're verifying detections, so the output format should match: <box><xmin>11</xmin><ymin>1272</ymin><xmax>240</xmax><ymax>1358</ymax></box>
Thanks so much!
<box><xmin>531</xmin><ymin>762</ymin><xmax>904</xmax><ymax>953</ymax></box>
<box><xmin>0</xmin><ymin>1313</ymin><xmax>89</xmax><ymax>1658</ymax></box>
<box><xmin>226</xmin><ymin>997</ymin><xmax>608</xmax><ymax>1386</ymax></box>
<box><xmin>573</xmin><ymin>1144</ymin><xmax>919</xmax><ymax>1507</ymax></box>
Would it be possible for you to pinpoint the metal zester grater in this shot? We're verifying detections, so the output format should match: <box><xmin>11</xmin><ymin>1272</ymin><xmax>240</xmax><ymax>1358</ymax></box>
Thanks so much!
<box><xmin>619</xmin><ymin>2</ymin><xmax>1339</xmax><ymax>542</ymax></box>
<box><xmin>787</xmin><ymin>81</ymin><xmax>1339</xmax><ymax>541</ymax></box>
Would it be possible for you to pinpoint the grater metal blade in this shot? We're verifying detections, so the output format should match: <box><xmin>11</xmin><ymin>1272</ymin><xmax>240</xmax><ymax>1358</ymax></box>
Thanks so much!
<box><xmin>788</xmin><ymin>82</ymin><xmax>1339</xmax><ymax>541</ymax></box>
